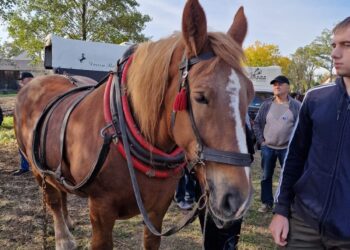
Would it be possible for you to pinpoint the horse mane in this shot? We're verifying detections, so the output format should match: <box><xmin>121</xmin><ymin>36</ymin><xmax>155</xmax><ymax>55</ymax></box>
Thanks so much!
<box><xmin>127</xmin><ymin>32</ymin><xmax>244</xmax><ymax>144</ymax></box>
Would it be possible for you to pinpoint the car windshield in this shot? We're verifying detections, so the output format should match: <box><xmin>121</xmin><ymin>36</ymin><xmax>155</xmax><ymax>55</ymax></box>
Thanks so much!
<box><xmin>250</xmin><ymin>92</ymin><xmax>273</xmax><ymax>107</ymax></box>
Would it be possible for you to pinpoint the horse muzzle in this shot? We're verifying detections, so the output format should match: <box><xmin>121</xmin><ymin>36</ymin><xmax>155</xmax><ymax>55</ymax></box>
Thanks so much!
<box><xmin>206</xmin><ymin>180</ymin><xmax>253</xmax><ymax>228</ymax></box>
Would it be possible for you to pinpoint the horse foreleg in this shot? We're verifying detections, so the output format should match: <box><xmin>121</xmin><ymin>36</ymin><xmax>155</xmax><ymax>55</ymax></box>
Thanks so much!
<box><xmin>89</xmin><ymin>198</ymin><xmax>115</xmax><ymax>250</ymax></box>
<box><xmin>61</xmin><ymin>192</ymin><xmax>74</xmax><ymax>230</ymax></box>
<box><xmin>44</xmin><ymin>184</ymin><xmax>76</xmax><ymax>250</ymax></box>
<box><xmin>143</xmin><ymin>212</ymin><xmax>164</xmax><ymax>250</ymax></box>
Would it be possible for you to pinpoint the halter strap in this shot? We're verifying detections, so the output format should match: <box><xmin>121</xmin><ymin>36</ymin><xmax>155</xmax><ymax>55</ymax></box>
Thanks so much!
<box><xmin>179</xmin><ymin>51</ymin><xmax>215</xmax><ymax>70</ymax></box>
<box><xmin>172</xmin><ymin>51</ymin><xmax>254</xmax><ymax>169</ymax></box>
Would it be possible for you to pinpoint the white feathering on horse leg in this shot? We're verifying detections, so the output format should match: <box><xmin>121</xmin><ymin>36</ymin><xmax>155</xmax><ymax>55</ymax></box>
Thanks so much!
<box><xmin>54</xmin><ymin>215</ymin><xmax>76</xmax><ymax>250</ymax></box>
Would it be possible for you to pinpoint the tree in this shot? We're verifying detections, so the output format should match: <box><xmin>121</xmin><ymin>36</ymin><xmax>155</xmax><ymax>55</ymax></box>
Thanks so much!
<box><xmin>287</xmin><ymin>46</ymin><xmax>319</xmax><ymax>93</ymax></box>
<box><xmin>0</xmin><ymin>41</ymin><xmax>22</xmax><ymax>58</ymax></box>
<box><xmin>0</xmin><ymin>0</ymin><xmax>15</xmax><ymax>17</ymax></box>
<box><xmin>309</xmin><ymin>29</ymin><xmax>333</xmax><ymax>80</ymax></box>
<box><xmin>286</xmin><ymin>29</ymin><xmax>333</xmax><ymax>93</ymax></box>
<box><xmin>244</xmin><ymin>41</ymin><xmax>291</xmax><ymax>75</ymax></box>
<box><xmin>0</xmin><ymin>0</ymin><xmax>151</xmax><ymax>62</ymax></box>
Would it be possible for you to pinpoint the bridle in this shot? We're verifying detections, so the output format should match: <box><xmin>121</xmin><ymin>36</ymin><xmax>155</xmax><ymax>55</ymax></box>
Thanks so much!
<box><xmin>171</xmin><ymin>51</ymin><xmax>253</xmax><ymax>171</ymax></box>
<box><xmin>102</xmin><ymin>49</ymin><xmax>253</xmax><ymax>237</ymax></box>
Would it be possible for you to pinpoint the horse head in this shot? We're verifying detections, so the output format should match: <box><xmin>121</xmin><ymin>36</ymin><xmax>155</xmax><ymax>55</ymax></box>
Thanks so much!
<box><xmin>171</xmin><ymin>0</ymin><xmax>254</xmax><ymax>227</ymax></box>
<box><xmin>126</xmin><ymin>0</ymin><xmax>253</xmax><ymax>229</ymax></box>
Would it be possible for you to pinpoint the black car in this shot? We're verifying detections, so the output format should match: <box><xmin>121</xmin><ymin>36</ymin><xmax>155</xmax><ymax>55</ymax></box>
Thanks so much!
<box><xmin>248</xmin><ymin>91</ymin><xmax>273</xmax><ymax>121</ymax></box>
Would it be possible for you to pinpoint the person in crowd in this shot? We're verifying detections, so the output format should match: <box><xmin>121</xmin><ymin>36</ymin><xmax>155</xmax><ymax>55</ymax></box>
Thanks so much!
<box><xmin>253</xmin><ymin>75</ymin><xmax>301</xmax><ymax>213</ymax></box>
<box><xmin>175</xmin><ymin>169</ymin><xmax>196</xmax><ymax>210</ymax></box>
<box><xmin>13</xmin><ymin>72</ymin><xmax>33</xmax><ymax>176</ymax></box>
<box><xmin>269</xmin><ymin>16</ymin><xmax>350</xmax><ymax>248</ymax></box>
<box><xmin>0</xmin><ymin>105</ymin><xmax>3</xmax><ymax>126</ymax></box>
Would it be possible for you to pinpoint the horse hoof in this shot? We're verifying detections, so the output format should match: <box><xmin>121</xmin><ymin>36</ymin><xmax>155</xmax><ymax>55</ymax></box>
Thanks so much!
<box><xmin>66</xmin><ymin>217</ymin><xmax>75</xmax><ymax>231</ymax></box>
<box><xmin>56</xmin><ymin>239</ymin><xmax>77</xmax><ymax>250</ymax></box>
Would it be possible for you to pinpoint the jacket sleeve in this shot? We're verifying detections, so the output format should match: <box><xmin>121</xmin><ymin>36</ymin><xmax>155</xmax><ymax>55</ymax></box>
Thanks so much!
<box><xmin>273</xmin><ymin>94</ymin><xmax>313</xmax><ymax>217</ymax></box>
<box><xmin>253</xmin><ymin>102</ymin><xmax>265</xmax><ymax>146</ymax></box>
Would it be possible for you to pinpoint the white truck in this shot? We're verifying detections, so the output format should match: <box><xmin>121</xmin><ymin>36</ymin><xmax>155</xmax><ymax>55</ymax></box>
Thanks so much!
<box><xmin>245</xmin><ymin>66</ymin><xmax>282</xmax><ymax>120</ymax></box>
<box><xmin>44</xmin><ymin>34</ymin><xmax>130</xmax><ymax>81</ymax></box>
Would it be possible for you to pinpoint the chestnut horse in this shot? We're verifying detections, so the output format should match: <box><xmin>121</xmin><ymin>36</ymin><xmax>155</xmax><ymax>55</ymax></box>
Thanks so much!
<box><xmin>14</xmin><ymin>0</ymin><xmax>254</xmax><ymax>249</ymax></box>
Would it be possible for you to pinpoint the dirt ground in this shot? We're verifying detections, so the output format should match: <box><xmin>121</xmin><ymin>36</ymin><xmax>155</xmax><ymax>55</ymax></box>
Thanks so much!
<box><xmin>0</xmin><ymin>96</ymin><xmax>16</xmax><ymax>115</ymax></box>
<box><xmin>0</xmin><ymin>141</ymin><xmax>204</xmax><ymax>250</ymax></box>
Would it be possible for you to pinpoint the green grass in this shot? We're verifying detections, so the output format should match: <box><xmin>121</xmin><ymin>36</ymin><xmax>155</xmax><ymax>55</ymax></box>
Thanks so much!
<box><xmin>238</xmin><ymin>155</ymin><xmax>280</xmax><ymax>249</ymax></box>
<box><xmin>0</xmin><ymin>116</ymin><xmax>16</xmax><ymax>144</ymax></box>
<box><xmin>0</xmin><ymin>93</ymin><xmax>17</xmax><ymax>97</ymax></box>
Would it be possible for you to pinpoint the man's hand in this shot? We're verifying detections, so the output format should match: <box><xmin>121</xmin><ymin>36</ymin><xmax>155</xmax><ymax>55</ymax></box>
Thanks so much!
<box><xmin>269</xmin><ymin>214</ymin><xmax>289</xmax><ymax>246</ymax></box>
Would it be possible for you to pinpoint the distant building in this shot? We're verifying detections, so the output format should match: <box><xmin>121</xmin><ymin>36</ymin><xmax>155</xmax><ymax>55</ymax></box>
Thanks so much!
<box><xmin>0</xmin><ymin>52</ymin><xmax>45</xmax><ymax>92</ymax></box>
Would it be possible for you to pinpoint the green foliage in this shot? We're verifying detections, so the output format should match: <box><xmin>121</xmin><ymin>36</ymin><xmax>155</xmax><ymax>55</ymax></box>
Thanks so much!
<box><xmin>0</xmin><ymin>116</ymin><xmax>15</xmax><ymax>144</ymax></box>
<box><xmin>286</xmin><ymin>29</ymin><xmax>332</xmax><ymax>93</ymax></box>
<box><xmin>245</xmin><ymin>29</ymin><xmax>333</xmax><ymax>93</ymax></box>
<box><xmin>0</xmin><ymin>0</ymin><xmax>151</xmax><ymax>62</ymax></box>
<box><xmin>310</xmin><ymin>29</ymin><xmax>333</xmax><ymax>77</ymax></box>
<box><xmin>244</xmin><ymin>41</ymin><xmax>281</xmax><ymax>66</ymax></box>
<box><xmin>286</xmin><ymin>46</ymin><xmax>319</xmax><ymax>93</ymax></box>
<box><xmin>244</xmin><ymin>41</ymin><xmax>291</xmax><ymax>75</ymax></box>
<box><xmin>0</xmin><ymin>0</ymin><xmax>15</xmax><ymax>17</ymax></box>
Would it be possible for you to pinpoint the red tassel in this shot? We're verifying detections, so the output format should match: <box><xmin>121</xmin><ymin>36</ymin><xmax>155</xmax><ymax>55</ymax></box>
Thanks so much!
<box><xmin>173</xmin><ymin>88</ymin><xmax>187</xmax><ymax>111</ymax></box>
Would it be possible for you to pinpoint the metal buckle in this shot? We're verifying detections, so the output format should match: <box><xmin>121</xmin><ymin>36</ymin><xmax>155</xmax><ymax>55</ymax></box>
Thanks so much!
<box><xmin>100</xmin><ymin>123</ymin><xmax>113</xmax><ymax>138</ymax></box>
<box><xmin>100</xmin><ymin>123</ymin><xmax>118</xmax><ymax>143</ymax></box>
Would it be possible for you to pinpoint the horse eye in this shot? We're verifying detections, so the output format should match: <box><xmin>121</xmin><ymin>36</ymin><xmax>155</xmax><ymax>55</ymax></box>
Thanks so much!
<box><xmin>194</xmin><ymin>94</ymin><xmax>209</xmax><ymax>104</ymax></box>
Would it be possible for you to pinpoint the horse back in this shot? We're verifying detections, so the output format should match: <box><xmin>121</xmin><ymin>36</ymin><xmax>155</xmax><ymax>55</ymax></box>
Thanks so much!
<box><xmin>14</xmin><ymin>75</ymin><xmax>76</xmax><ymax>158</ymax></box>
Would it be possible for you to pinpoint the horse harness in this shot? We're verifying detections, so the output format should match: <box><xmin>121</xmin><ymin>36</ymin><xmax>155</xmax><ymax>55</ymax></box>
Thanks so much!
<box><xmin>31</xmin><ymin>76</ymin><xmax>112</xmax><ymax>193</ymax></box>
<box><xmin>105</xmin><ymin>49</ymin><xmax>254</xmax><ymax>236</ymax></box>
<box><xmin>31</xmin><ymin>47</ymin><xmax>254</xmax><ymax>236</ymax></box>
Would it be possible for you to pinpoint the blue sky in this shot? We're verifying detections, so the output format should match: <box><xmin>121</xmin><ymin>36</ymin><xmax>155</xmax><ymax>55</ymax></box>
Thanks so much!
<box><xmin>1</xmin><ymin>0</ymin><xmax>349</xmax><ymax>57</ymax></box>
<box><xmin>136</xmin><ymin>0</ymin><xmax>350</xmax><ymax>56</ymax></box>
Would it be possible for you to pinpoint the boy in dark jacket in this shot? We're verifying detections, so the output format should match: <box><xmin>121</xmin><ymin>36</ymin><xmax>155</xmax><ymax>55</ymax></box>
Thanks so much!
<box><xmin>269</xmin><ymin>16</ymin><xmax>350</xmax><ymax>248</ymax></box>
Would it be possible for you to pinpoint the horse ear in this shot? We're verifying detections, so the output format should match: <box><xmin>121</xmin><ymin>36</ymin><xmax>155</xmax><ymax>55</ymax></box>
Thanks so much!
<box><xmin>227</xmin><ymin>6</ymin><xmax>247</xmax><ymax>47</ymax></box>
<box><xmin>182</xmin><ymin>0</ymin><xmax>208</xmax><ymax>57</ymax></box>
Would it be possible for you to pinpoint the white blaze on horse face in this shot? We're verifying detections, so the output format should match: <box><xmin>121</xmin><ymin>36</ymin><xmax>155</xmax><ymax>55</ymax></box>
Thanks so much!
<box><xmin>226</xmin><ymin>69</ymin><xmax>250</xmax><ymax>181</ymax></box>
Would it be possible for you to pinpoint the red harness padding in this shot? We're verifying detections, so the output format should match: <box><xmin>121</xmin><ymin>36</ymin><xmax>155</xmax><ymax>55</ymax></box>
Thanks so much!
<box><xmin>103</xmin><ymin>57</ymin><xmax>185</xmax><ymax>178</ymax></box>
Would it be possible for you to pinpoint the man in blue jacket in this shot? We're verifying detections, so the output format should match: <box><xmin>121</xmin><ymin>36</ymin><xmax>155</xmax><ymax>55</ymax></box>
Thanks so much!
<box><xmin>269</xmin><ymin>16</ymin><xmax>350</xmax><ymax>248</ymax></box>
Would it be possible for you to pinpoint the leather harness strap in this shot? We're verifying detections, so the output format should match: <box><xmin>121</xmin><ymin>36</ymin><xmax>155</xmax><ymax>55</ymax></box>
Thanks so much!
<box><xmin>173</xmin><ymin>52</ymin><xmax>254</xmax><ymax>171</ymax></box>
<box><xmin>110</xmin><ymin>67</ymin><xmax>198</xmax><ymax>236</ymax></box>
<box><xmin>32</xmin><ymin>85</ymin><xmax>113</xmax><ymax>192</ymax></box>
<box><xmin>105</xmin><ymin>54</ymin><xmax>186</xmax><ymax>176</ymax></box>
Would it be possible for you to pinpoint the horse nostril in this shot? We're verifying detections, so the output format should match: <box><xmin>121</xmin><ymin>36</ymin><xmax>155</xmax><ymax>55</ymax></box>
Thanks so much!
<box><xmin>221</xmin><ymin>190</ymin><xmax>242</xmax><ymax>216</ymax></box>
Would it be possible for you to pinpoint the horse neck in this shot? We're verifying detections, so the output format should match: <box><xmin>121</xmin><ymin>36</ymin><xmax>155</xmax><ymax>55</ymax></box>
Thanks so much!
<box><xmin>127</xmin><ymin>66</ymin><xmax>180</xmax><ymax>151</ymax></box>
<box><xmin>126</xmin><ymin>38</ymin><xmax>185</xmax><ymax>152</ymax></box>
<box><xmin>128</xmin><ymin>87</ymin><xmax>176</xmax><ymax>151</ymax></box>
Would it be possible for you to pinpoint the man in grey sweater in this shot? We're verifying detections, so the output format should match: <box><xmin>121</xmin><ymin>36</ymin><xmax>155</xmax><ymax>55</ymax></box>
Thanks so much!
<box><xmin>253</xmin><ymin>75</ymin><xmax>301</xmax><ymax>213</ymax></box>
